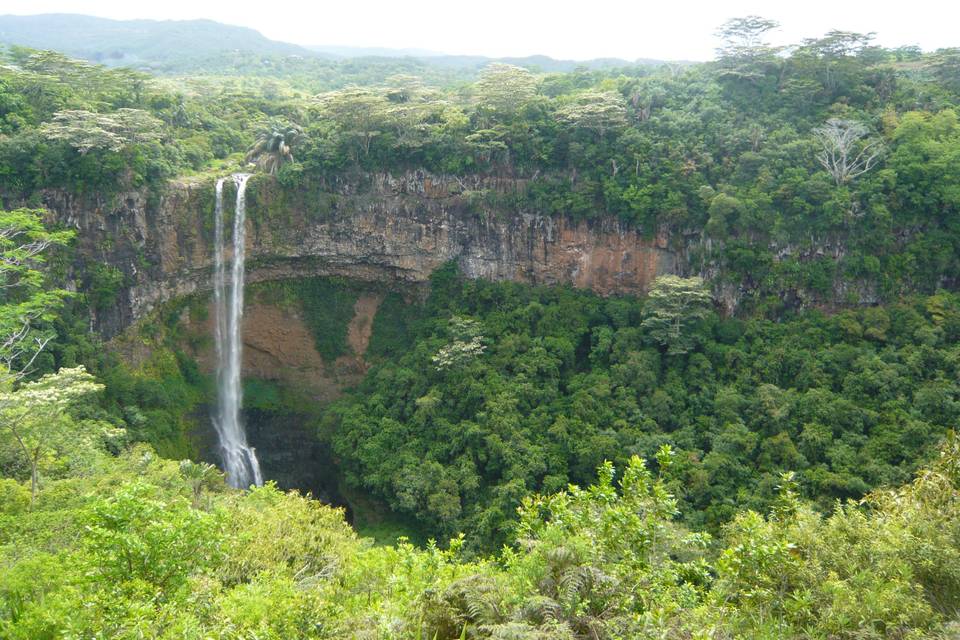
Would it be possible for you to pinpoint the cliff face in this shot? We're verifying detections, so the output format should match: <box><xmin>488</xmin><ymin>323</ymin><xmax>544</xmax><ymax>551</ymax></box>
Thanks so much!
<box><xmin>35</xmin><ymin>170</ymin><xmax>678</xmax><ymax>337</ymax></box>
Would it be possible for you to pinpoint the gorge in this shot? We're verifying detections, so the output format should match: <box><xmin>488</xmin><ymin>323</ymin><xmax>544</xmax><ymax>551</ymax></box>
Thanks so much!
<box><xmin>5</xmin><ymin>19</ymin><xmax>960</xmax><ymax>636</ymax></box>
<box><xmin>20</xmin><ymin>169</ymin><xmax>931</xmax><ymax>505</ymax></box>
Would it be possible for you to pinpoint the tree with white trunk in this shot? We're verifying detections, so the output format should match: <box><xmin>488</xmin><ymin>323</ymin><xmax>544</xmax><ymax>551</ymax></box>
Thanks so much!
<box><xmin>813</xmin><ymin>118</ymin><xmax>885</xmax><ymax>185</ymax></box>
<box><xmin>0</xmin><ymin>366</ymin><xmax>109</xmax><ymax>503</ymax></box>
<box><xmin>0</xmin><ymin>208</ymin><xmax>74</xmax><ymax>383</ymax></box>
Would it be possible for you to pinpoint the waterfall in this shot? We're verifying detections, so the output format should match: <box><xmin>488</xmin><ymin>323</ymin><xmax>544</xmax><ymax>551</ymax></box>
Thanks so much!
<box><xmin>212</xmin><ymin>174</ymin><xmax>262</xmax><ymax>489</ymax></box>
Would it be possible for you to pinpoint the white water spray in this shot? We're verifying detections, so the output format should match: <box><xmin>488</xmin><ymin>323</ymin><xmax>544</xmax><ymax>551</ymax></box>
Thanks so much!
<box><xmin>213</xmin><ymin>174</ymin><xmax>262</xmax><ymax>489</ymax></box>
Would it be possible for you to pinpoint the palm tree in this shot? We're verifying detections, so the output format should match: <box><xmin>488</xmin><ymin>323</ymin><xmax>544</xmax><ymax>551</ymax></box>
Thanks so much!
<box><xmin>245</xmin><ymin>122</ymin><xmax>302</xmax><ymax>175</ymax></box>
<box><xmin>178</xmin><ymin>459</ymin><xmax>223</xmax><ymax>508</ymax></box>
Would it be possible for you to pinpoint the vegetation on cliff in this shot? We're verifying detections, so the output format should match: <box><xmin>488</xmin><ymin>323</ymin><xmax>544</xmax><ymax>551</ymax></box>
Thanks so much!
<box><xmin>2</xmin><ymin>23</ymin><xmax>960</xmax><ymax>307</ymax></box>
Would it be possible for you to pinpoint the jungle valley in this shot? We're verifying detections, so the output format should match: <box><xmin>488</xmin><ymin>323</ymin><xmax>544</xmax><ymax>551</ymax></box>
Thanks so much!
<box><xmin>1</xmin><ymin>12</ymin><xmax>960</xmax><ymax>639</ymax></box>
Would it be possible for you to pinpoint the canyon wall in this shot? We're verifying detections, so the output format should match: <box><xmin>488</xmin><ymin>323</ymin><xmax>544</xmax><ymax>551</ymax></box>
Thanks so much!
<box><xmin>31</xmin><ymin>170</ymin><xmax>679</xmax><ymax>337</ymax></box>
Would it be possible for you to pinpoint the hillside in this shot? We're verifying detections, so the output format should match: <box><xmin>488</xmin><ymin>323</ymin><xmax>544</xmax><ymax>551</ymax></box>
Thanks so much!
<box><xmin>0</xmin><ymin>13</ymin><xmax>319</xmax><ymax>71</ymax></box>
<box><xmin>0</xmin><ymin>13</ymin><xmax>677</xmax><ymax>79</ymax></box>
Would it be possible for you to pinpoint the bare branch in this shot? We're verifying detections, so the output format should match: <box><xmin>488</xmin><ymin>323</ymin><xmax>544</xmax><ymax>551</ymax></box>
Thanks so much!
<box><xmin>813</xmin><ymin>118</ymin><xmax>885</xmax><ymax>185</ymax></box>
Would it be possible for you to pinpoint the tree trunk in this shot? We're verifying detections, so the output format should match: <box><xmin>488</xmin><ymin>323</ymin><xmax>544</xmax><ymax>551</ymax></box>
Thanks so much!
<box><xmin>30</xmin><ymin>460</ymin><xmax>39</xmax><ymax>506</ymax></box>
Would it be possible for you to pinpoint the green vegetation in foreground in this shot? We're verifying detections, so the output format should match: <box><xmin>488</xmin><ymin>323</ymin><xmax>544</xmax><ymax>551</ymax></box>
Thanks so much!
<box><xmin>3</xmin><ymin>415</ymin><xmax>960</xmax><ymax>638</ymax></box>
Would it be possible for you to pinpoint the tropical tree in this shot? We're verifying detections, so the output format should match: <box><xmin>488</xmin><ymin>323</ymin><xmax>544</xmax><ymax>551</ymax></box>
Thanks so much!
<box><xmin>82</xmin><ymin>480</ymin><xmax>222</xmax><ymax>590</ymax></box>
<box><xmin>813</xmin><ymin>118</ymin><xmax>885</xmax><ymax>185</ymax></box>
<box><xmin>641</xmin><ymin>275</ymin><xmax>713</xmax><ymax>354</ymax></box>
<box><xmin>179</xmin><ymin>459</ymin><xmax>224</xmax><ymax>508</ymax></box>
<box><xmin>928</xmin><ymin>48</ymin><xmax>960</xmax><ymax>93</ymax></box>
<box><xmin>0</xmin><ymin>208</ymin><xmax>73</xmax><ymax>382</ymax></box>
<box><xmin>554</xmin><ymin>91</ymin><xmax>628</xmax><ymax>140</ymax></box>
<box><xmin>245</xmin><ymin>121</ymin><xmax>303</xmax><ymax>175</ymax></box>
<box><xmin>473</xmin><ymin>63</ymin><xmax>538</xmax><ymax>125</ymax></box>
<box><xmin>40</xmin><ymin>108</ymin><xmax>162</xmax><ymax>154</ymax></box>
<box><xmin>313</xmin><ymin>88</ymin><xmax>390</xmax><ymax>160</ymax></box>
<box><xmin>714</xmin><ymin>16</ymin><xmax>783</xmax><ymax>84</ymax></box>
<box><xmin>0</xmin><ymin>366</ymin><xmax>108</xmax><ymax>502</ymax></box>
<box><xmin>433</xmin><ymin>315</ymin><xmax>486</xmax><ymax>371</ymax></box>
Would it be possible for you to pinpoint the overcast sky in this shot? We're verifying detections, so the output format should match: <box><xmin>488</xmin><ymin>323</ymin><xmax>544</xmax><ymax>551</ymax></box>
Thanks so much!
<box><xmin>2</xmin><ymin>0</ymin><xmax>958</xmax><ymax>61</ymax></box>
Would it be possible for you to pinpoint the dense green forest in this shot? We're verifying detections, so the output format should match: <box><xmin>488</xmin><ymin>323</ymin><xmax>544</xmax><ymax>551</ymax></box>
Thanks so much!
<box><xmin>325</xmin><ymin>268</ymin><xmax>960</xmax><ymax>549</ymax></box>
<box><xmin>3</xmin><ymin>14</ymin><xmax>960</xmax><ymax>639</ymax></box>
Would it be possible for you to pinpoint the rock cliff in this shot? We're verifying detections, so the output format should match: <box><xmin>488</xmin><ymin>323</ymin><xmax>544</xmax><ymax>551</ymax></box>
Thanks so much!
<box><xmin>31</xmin><ymin>170</ymin><xmax>679</xmax><ymax>337</ymax></box>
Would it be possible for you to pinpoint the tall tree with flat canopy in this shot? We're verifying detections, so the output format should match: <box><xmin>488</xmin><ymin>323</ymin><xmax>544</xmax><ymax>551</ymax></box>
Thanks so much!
<box><xmin>715</xmin><ymin>16</ymin><xmax>783</xmax><ymax>85</ymax></box>
<box><xmin>641</xmin><ymin>275</ymin><xmax>713</xmax><ymax>355</ymax></box>
<box><xmin>0</xmin><ymin>366</ymin><xmax>106</xmax><ymax>503</ymax></box>
<box><xmin>554</xmin><ymin>90</ymin><xmax>628</xmax><ymax>140</ymax></box>
<box><xmin>472</xmin><ymin>63</ymin><xmax>538</xmax><ymax>126</ymax></box>
<box><xmin>313</xmin><ymin>88</ymin><xmax>391</xmax><ymax>161</ymax></box>
<box><xmin>39</xmin><ymin>108</ymin><xmax>161</xmax><ymax>154</ymax></box>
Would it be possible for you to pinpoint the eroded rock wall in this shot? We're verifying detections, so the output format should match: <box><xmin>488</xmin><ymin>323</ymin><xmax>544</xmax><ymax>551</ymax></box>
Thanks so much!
<box><xmin>29</xmin><ymin>170</ymin><xmax>678</xmax><ymax>337</ymax></box>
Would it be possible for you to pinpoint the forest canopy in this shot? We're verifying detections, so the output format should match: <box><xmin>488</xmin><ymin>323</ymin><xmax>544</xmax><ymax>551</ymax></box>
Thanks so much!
<box><xmin>1</xmin><ymin>24</ymin><xmax>959</xmax><ymax>310</ymax></box>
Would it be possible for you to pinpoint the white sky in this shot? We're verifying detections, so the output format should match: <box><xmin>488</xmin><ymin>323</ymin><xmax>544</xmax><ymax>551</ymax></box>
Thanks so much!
<box><xmin>1</xmin><ymin>0</ymin><xmax>958</xmax><ymax>61</ymax></box>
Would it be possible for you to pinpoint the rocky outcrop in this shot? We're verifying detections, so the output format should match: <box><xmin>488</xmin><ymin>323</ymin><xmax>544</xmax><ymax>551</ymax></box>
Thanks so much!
<box><xmin>178</xmin><ymin>294</ymin><xmax>380</xmax><ymax>403</ymax></box>
<box><xmin>31</xmin><ymin>170</ymin><xmax>679</xmax><ymax>337</ymax></box>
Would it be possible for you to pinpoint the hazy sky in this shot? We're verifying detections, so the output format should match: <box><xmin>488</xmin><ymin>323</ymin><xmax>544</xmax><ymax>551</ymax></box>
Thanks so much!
<box><xmin>2</xmin><ymin>0</ymin><xmax>958</xmax><ymax>60</ymax></box>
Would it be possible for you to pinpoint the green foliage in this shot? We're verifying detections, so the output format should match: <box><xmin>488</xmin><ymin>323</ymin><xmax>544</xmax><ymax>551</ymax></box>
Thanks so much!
<box><xmin>82</xmin><ymin>480</ymin><xmax>223</xmax><ymax>590</ymax></box>
<box><xmin>245</xmin><ymin>120</ymin><xmax>302</xmax><ymax>175</ymax></box>
<box><xmin>2</xmin><ymin>27</ymin><xmax>960</xmax><ymax>307</ymax></box>
<box><xmin>640</xmin><ymin>275</ymin><xmax>713</xmax><ymax>355</ymax></box>
<box><xmin>700</xmin><ymin>435</ymin><xmax>960</xmax><ymax>638</ymax></box>
<box><xmin>5</xmin><ymin>436</ymin><xmax>960</xmax><ymax>638</ymax></box>
<box><xmin>0</xmin><ymin>47</ymin><xmax>274</xmax><ymax>195</ymax></box>
<box><xmin>329</xmin><ymin>269</ymin><xmax>960</xmax><ymax>550</ymax></box>
<box><xmin>432</xmin><ymin>316</ymin><xmax>486</xmax><ymax>370</ymax></box>
<box><xmin>40</xmin><ymin>108</ymin><xmax>162</xmax><ymax>154</ymax></box>
<box><xmin>97</xmin><ymin>327</ymin><xmax>206</xmax><ymax>459</ymax></box>
<box><xmin>367</xmin><ymin>291</ymin><xmax>423</xmax><ymax>360</ymax></box>
<box><xmin>0</xmin><ymin>208</ymin><xmax>74</xmax><ymax>382</ymax></box>
<box><xmin>0</xmin><ymin>366</ymin><xmax>111</xmax><ymax>501</ymax></box>
<box><xmin>5</xmin><ymin>18</ymin><xmax>960</xmax><ymax>639</ymax></box>
<box><xmin>85</xmin><ymin>262</ymin><xmax>126</xmax><ymax>311</ymax></box>
<box><xmin>472</xmin><ymin>63</ymin><xmax>539</xmax><ymax>120</ymax></box>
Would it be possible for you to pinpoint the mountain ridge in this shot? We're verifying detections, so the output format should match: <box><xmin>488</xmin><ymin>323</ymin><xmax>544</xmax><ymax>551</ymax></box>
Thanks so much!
<box><xmin>0</xmin><ymin>13</ymin><xmax>683</xmax><ymax>73</ymax></box>
<box><xmin>0</xmin><ymin>13</ymin><xmax>324</xmax><ymax>69</ymax></box>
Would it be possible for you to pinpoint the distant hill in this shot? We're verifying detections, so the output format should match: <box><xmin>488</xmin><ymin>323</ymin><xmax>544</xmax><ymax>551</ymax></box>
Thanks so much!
<box><xmin>0</xmin><ymin>13</ymin><xmax>320</xmax><ymax>71</ymax></box>
<box><xmin>305</xmin><ymin>46</ymin><xmax>671</xmax><ymax>71</ymax></box>
<box><xmin>0</xmin><ymin>13</ymin><xmax>683</xmax><ymax>77</ymax></box>
<box><xmin>307</xmin><ymin>45</ymin><xmax>445</xmax><ymax>59</ymax></box>
<box><xmin>418</xmin><ymin>54</ymin><xmax>674</xmax><ymax>72</ymax></box>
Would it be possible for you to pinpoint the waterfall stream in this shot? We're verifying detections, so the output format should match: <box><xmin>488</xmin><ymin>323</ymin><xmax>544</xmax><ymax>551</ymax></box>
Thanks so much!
<box><xmin>213</xmin><ymin>174</ymin><xmax>262</xmax><ymax>489</ymax></box>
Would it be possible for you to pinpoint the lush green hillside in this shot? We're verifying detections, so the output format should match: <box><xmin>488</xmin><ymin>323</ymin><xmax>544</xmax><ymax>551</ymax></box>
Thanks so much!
<box><xmin>0</xmin><ymin>14</ymin><xmax>672</xmax><ymax>85</ymax></box>
<box><xmin>0</xmin><ymin>13</ymin><xmax>316</xmax><ymax>69</ymax></box>
<box><xmin>0</xmin><ymin>16</ymin><xmax>477</xmax><ymax>89</ymax></box>
<box><xmin>2</xmin><ymin>26</ymin><xmax>959</xmax><ymax>305</ymax></box>
<box><xmin>2</xmin><ymin>16</ymin><xmax>960</xmax><ymax>639</ymax></box>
